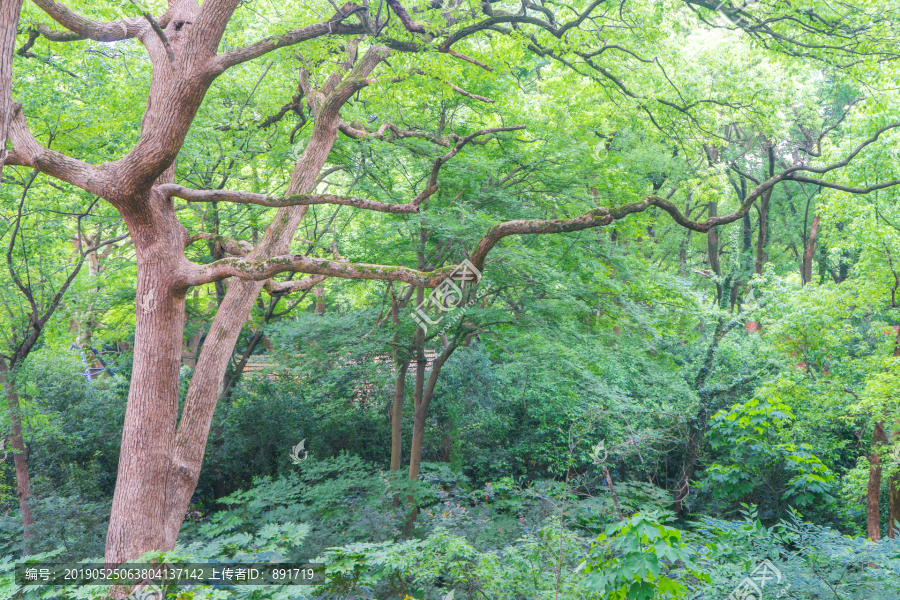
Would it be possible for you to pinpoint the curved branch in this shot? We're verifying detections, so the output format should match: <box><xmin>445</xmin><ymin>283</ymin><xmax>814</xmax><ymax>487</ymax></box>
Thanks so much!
<box><xmin>161</xmin><ymin>183</ymin><xmax>438</xmax><ymax>213</ymax></box>
<box><xmin>189</xmin><ymin>254</ymin><xmax>452</xmax><ymax>288</ymax></box>
<box><xmin>791</xmin><ymin>122</ymin><xmax>900</xmax><ymax>175</ymax></box>
<box><xmin>31</xmin><ymin>0</ymin><xmax>145</xmax><ymax>41</ymax></box>
<box><xmin>468</xmin><ymin>171</ymin><xmax>795</xmax><ymax>268</ymax></box>
<box><xmin>784</xmin><ymin>175</ymin><xmax>900</xmax><ymax>194</ymax></box>
<box><xmin>385</xmin><ymin>0</ymin><xmax>427</xmax><ymax>33</ymax></box>
<box><xmin>5</xmin><ymin>103</ymin><xmax>107</xmax><ymax>197</ymax></box>
<box><xmin>211</xmin><ymin>7</ymin><xmax>367</xmax><ymax>72</ymax></box>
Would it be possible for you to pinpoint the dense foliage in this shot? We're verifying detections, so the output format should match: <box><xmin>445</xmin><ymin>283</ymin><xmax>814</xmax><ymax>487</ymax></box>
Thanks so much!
<box><xmin>2</xmin><ymin>0</ymin><xmax>900</xmax><ymax>597</ymax></box>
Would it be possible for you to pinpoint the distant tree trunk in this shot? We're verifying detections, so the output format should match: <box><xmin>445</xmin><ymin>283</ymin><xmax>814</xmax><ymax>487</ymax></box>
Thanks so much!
<box><xmin>674</xmin><ymin>318</ymin><xmax>739</xmax><ymax>513</ymax></box>
<box><xmin>890</xmin><ymin>429</ymin><xmax>900</xmax><ymax>539</ymax></box>
<box><xmin>403</xmin><ymin>332</ymin><xmax>459</xmax><ymax>537</ymax></box>
<box><xmin>755</xmin><ymin>145</ymin><xmax>774</xmax><ymax>275</ymax></box>
<box><xmin>0</xmin><ymin>359</ymin><xmax>34</xmax><ymax>552</ymax></box>
<box><xmin>314</xmin><ymin>285</ymin><xmax>325</xmax><ymax>315</ymax></box>
<box><xmin>868</xmin><ymin>421</ymin><xmax>888</xmax><ymax>541</ymax></box>
<box><xmin>707</xmin><ymin>202</ymin><xmax>722</xmax><ymax>302</ymax></box>
<box><xmin>390</xmin><ymin>359</ymin><xmax>410</xmax><ymax>471</ymax></box>
<box><xmin>802</xmin><ymin>215</ymin><xmax>820</xmax><ymax>285</ymax></box>
<box><xmin>754</xmin><ymin>192</ymin><xmax>770</xmax><ymax>274</ymax></box>
<box><xmin>890</xmin><ymin>332</ymin><xmax>900</xmax><ymax>538</ymax></box>
<box><xmin>707</xmin><ymin>202</ymin><xmax>720</xmax><ymax>276</ymax></box>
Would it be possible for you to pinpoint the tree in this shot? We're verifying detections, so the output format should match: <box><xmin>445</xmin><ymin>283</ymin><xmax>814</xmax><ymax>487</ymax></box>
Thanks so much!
<box><xmin>0</xmin><ymin>171</ymin><xmax>125</xmax><ymax>551</ymax></box>
<box><xmin>2</xmin><ymin>0</ymin><xmax>899</xmax><ymax>564</ymax></box>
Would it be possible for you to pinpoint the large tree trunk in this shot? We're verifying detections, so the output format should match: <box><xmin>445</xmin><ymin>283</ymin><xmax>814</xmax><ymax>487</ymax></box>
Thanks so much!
<box><xmin>0</xmin><ymin>359</ymin><xmax>34</xmax><ymax>552</ymax></box>
<box><xmin>868</xmin><ymin>421</ymin><xmax>888</xmax><ymax>541</ymax></box>
<box><xmin>0</xmin><ymin>0</ymin><xmax>24</xmax><ymax>178</ymax></box>
<box><xmin>105</xmin><ymin>199</ymin><xmax>192</xmax><ymax>563</ymax></box>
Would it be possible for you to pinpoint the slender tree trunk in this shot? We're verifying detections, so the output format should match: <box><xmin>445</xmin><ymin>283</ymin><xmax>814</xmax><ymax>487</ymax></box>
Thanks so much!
<box><xmin>868</xmin><ymin>421</ymin><xmax>888</xmax><ymax>541</ymax></box>
<box><xmin>159</xmin><ymin>99</ymin><xmax>345</xmax><ymax>550</ymax></box>
<box><xmin>674</xmin><ymin>318</ymin><xmax>731</xmax><ymax>512</ymax></box>
<box><xmin>755</xmin><ymin>190</ymin><xmax>772</xmax><ymax>275</ymax></box>
<box><xmin>390</xmin><ymin>360</ymin><xmax>410</xmax><ymax>471</ymax></box>
<box><xmin>707</xmin><ymin>202</ymin><xmax>720</xmax><ymax>276</ymax></box>
<box><xmin>0</xmin><ymin>359</ymin><xmax>34</xmax><ymax>552</ymax></box>
<box><xmin>603</xmin><ymin>465</ymin><xmax>623</xmax><ymax>520</ymax></box>
<box><xmin>802</xmin><ymin>215</ymin><xmax>820</xmax><ymax>285</ymax></box>
<box><xmin>403</xmin><ymin>337</ymin><xmax>458</xmax><ymax>536</ymax></box>
<box><xmin>314</xmin><ymin>285</ymin><xmax>325</xmax><ymax>315</ymax></box>
<box><xmin>890</xmin><ymin>429</ymin><xmax>900</xmax><ymax>539</ymax></box>
<box><xmin>890</xmin><ymin>330</ymin><xmax>900</xmax><ymax>539</ymax></box>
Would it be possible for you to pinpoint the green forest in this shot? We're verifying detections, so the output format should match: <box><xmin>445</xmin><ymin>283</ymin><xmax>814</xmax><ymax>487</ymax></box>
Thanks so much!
<box><xmin>0</xmin><ymin>0</ymin><xmax>899</xmax><ymax>598</ymax></box>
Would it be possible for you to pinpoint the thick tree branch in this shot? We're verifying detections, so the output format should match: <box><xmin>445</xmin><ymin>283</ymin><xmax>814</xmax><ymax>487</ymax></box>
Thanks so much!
<box><xmin>189</xmin><ymin>254</ymin><xmax>451</xmax><ymax>288</ymax></box>
<box><xmin>211</xmin><ymin>7</ymin><xmax>367</xmax><ymax>72</ymax></box>
<box><xmin>385</xmin><ymin>0</ymin><xmax>427</xmax><ymax>34</ymax></box>
<box><xmin>161</xmin><ymin>183</ymin><xmax>438</xmax><ymax>213</ymax></box>
<box><xmin>5</xmin><ymin>104</ymin><xmax>107</xmax><ymax>197</ymax></box>
<box><xmin>31</xmin><ymin>0</ymin><xmax>145</xmax><ymax>41</ymax></box>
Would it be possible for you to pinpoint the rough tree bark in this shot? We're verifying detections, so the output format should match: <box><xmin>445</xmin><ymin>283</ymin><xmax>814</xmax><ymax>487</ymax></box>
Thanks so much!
<box><xmin>0</xmin><ymin>359</ymin><xmax>33</xmax><ymax>550</ymax></box>
<box><xmin>0</xmin><ymin>0</ymin><xmax>23</xmax><ymax>178</ymax></box>
<box><xmin>868</xmin><ymin>421</ymin><xmax>889</xmax><ymax>541</ymax></box>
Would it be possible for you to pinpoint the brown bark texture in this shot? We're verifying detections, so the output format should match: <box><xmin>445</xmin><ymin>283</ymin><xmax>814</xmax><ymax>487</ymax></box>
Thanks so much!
<box><xmin>0</xmin><ymin>0</ymin><xmax>24</xmax><ymax>178</ymax></box>
<box><xmin>868</xmin><ymin>421</ymin><xmax>888</xmax><ymax>541</ymax></box>
<box><xmin>0</xmin><ymin>359</ymin><xmax>34</xmax><ymax>549</ymax></box>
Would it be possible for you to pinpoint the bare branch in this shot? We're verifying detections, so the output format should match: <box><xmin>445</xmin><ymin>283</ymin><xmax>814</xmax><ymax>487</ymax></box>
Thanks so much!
<box><xmin>445</xmin><ymin>48</ymin><xmax>493</xmax><ymax>71</ymax></box>
<box><xmin>791</xmin><ymin>122</ymin><xmax>900</xmax><ymax>175</ymax></box>
<box><xmin>141</xmin><ymin>11</ymin><xmax>177</xmax><ymax>74</ymax></box>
